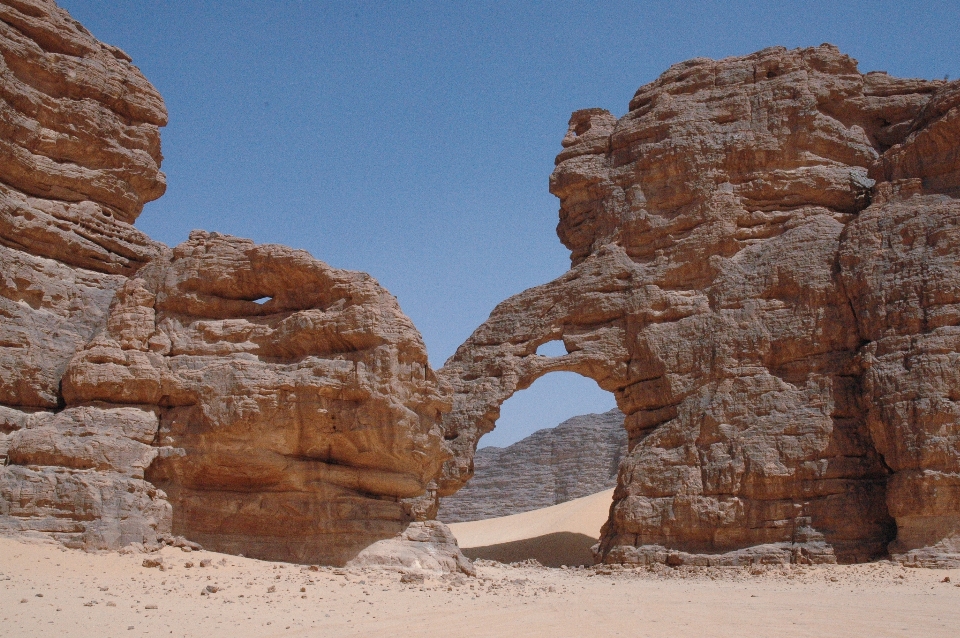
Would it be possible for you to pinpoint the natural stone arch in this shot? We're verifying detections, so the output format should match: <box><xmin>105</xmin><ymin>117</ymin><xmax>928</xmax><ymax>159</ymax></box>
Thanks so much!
<box><xmin>437</xmin><ymin>244</ymin><xmax>638</xmax><ymax>500</ymax></box>
<box><xmin>436</xmin><ymin>45</ymin><xmax>960</xmax><ymax>566</ymax></box>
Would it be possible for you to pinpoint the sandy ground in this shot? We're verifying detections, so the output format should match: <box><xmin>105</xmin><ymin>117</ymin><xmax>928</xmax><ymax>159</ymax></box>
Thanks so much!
<box><xmin>2</xmin><ymin>534</ymin><xmax>960</xmax><ymax>638</ymax></box>
<box><xmin>448</xmin><ymin>488</ymin><xmax>613</xmax><ymax>566</ymax></box>
<box><xmin>448</xmin><ymin>488</ymin><xmax>614</xmax><ymax>547</ymax></box>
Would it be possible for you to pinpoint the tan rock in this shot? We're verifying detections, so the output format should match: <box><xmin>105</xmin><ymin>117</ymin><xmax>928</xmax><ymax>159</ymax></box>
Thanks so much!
<box><xmin>62</xmin><ymin>231</ymin><xmax>457</xmax><ymax>567</ymax></box>
<box><xmin>438</xmin><ymin>45</ymin><xmax>959</xmax><ymax>567</ymax></box>
<box><xmin>0</xmin><ymin>0</ymin><xmax>168</xmax><ymax>550</ymax></box>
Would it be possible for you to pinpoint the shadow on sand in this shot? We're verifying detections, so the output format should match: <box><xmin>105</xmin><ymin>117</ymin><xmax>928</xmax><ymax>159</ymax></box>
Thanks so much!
<box><xmin>460</xmin><ymin>532</ymin><xmax>597</xmax><ymax>567</ymax></box>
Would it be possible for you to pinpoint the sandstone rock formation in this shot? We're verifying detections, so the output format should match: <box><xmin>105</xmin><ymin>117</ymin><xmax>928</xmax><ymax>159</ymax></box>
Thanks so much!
<box><xmin>63</xmin><ymin>230</ymin><xmax>453</xmax><ymax>565</ymax></box>
<box><xmin>0</xmin><ymin>0</ymin><xmax>471</xmax><ymax>572</ymax></box>
<box><xmin>0</xmin><ymin>0</ymin><xmax>169</xmax><ymax>549</ymax></box>
<box><xmin>2</xmin><ymin>1</ymin><xmax>957</xmax><ymax>573</ymax></box>
<box><xmin>438</xmin><ymin>45</ymin><xmax>960</xmax><ymax>567</ymax></box>
<box><xmin>438</xmin><ymin>409</ymin><xmax>626</xmax><ymax>523</ymax></box>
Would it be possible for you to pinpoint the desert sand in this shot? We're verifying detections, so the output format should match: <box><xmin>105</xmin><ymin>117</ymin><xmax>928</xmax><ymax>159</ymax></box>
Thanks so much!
<box><xmin>448</xmin><ymin>488</ymin><xmax>614</xmax><ymax>567</ymax></box>
<box><xmin>4</xmin><ymin>488</ymin><xmax>960</xmax><ymax>638</ymax></box>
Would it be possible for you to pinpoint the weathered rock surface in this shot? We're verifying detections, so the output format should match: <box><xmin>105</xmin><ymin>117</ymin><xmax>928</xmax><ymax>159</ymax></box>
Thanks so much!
<box><xmin>61</xmin><ymin>230</ymin><xmax>455</xmax><ymax>565</ymax></box>
<box><xmin>438</xmin><ymin>409</ymin><xmax>626</xmax><ymax>523</ymax></box>
<box><xmin>0</xmin><ymin>0</ymin><xmax>168</xmax><ymax>550</ymax></box>
<box><xmin>347</xmin><ymin>520</ymin><xmax>476</xmax><ymax>576</ymax></box>
<box><xmin>0</xmin><ymin>0</ymin><xmax>167</xmax><ymax>409</ymax></box>
<box><xmin>0</xmin><ymin>1</ymin><xmax>471</xmax><ymax>572</ymax></box>
<box><xmin>2</xmin><ymin>2</ymin><xmax>956</xmax><ymax>573</ymax></box>
<box><xmin>438</xmin><ymin>45</ymin><xmax>960</xmax><ymax>567</ymax></box>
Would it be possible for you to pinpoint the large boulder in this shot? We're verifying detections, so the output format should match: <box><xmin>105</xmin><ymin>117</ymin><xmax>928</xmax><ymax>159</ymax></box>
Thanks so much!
<box><xmin>61</xmin><ymin>230</ymin><xmax>454</xmax><ymax>565</ymax></box>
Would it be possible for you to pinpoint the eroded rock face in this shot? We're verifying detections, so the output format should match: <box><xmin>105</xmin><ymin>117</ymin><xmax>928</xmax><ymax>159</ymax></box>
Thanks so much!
<box><xmin>60</xmin><ymin>230</ymin><xmax>454</xmax><ymax>565</ymax></box>
<box><xmin>439</xmin><ymin>45</ymin><xmax>960</xmax><ymax>567</ymax></box>
<box><xmin>0</xmin><ymin>0</ymin><xmax>168</xmax><ymax>549</ymax></box>
<box><xmin>438</xmin><ymin>409</ymin><xmax>626</xmax><ymax>523</ymax></box>
<box><xmin>0</xmin><ymin>1</ymin><xmax>470</xmax><ymax>572</ymax></box>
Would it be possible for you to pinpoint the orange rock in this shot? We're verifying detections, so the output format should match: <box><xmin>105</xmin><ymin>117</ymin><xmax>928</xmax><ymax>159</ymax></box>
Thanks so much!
<box><xmin>438</xmin><ymin>46</ymin><xmax>959</xmax><ymax>567</ymax></box>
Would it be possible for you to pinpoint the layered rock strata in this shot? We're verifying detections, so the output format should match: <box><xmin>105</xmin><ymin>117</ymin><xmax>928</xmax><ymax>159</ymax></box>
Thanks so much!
<box><xmin>438</xmin><ymin>409</ymin><xmax>626</xmax><ymax>523</ymax></box>
<box><xmin>438</xmin><ymin>45</ymin><xmax>960</xmax><ymax>567</ymax></box>
<box><xmin>0</xmin><ymin>0</ymin><xmax>470</xmax><ymax>572</ymax></box>
<box><xmin>2</xmin><ymin>1</ymin><xmax>957</xmax><ymax>572</ymax></box>
<box><xmin>63</xmin><ymin>230</ymin><xmax>453</xmax><ymax>564</ymax></box>
<box><xmin>0</xmin><ymin>0</ymin><xmax>168</xmax><ymax>549</ymax></box>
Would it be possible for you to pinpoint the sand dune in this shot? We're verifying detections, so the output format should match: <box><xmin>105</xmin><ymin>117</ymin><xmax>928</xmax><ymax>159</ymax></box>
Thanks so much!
<box><xmin>448</xmin><ymin>489</ymin><xmax>613</xmax><ymax>566</ymax></box>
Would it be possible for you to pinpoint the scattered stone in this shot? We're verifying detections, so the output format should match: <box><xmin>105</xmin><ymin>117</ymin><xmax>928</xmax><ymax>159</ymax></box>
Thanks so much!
<box><xmin>142</xmin><ymin>558</ymin><xmax>163</xmax><ymax>569</ymax></box>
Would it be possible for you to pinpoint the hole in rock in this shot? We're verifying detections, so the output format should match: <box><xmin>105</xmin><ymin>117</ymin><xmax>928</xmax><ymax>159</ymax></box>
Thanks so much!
<box><xmin>445</xmin><ymin>373</ymin><xmax>621</xmax><ymax>567</ymax></box>
<box><xmin>479</xmin><ymin>372</ymin><xmax>615</xmax><ymax>449</ymax></box>
<box><xmin>535</xmin><ymin>340</ymin><xmax>567</xmax><ymax>357</ymax></box>
<box><xmin>252</xmin><ymin>297</ymin><xmax>272</xmax><ymax>305</ymax></box>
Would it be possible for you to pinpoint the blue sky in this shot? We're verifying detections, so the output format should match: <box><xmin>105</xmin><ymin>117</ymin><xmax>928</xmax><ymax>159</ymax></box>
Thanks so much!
<box><xmin>60</xmin><ymin>1</ymin><xmax>958</xmax><ymax>447</ymax></box>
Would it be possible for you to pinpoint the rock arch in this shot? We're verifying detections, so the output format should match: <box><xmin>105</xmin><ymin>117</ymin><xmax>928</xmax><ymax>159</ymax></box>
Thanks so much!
<box><xmin>438</xmin><ymin>45</ymin><xmax>960</xmax><ymax>567</ymax></box>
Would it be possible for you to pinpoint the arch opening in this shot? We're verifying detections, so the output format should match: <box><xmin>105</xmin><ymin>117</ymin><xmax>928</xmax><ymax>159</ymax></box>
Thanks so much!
<box><xmin>534</xmin><ymin>339</ymin><xmax>568</xmax><ymax>358</ymax></box>
<box><xmin>442</xmin><ymin>371</ymin><xmax>623</xmax><ymax>567</ymax></box>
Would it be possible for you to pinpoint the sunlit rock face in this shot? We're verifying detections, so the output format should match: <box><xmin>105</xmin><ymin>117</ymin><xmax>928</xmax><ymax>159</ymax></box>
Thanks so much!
<box><xmin>0</xmin><ymin>0</ymin><xmax>169</xmax><ymax>549</ymax></box>
<box><xmin>439</xmin><ymin>45</ymin><xmax>960</xmax><ymax>567</ymax></box>
<box><xmin>0</xmin><ymin>1</ymin><xmax>471</xmax><ymax>571</ymax></box>
<box><xmin>61</xmin><ymin>230</ymin><xmax>453</xmax><ymax>564</ymax></box>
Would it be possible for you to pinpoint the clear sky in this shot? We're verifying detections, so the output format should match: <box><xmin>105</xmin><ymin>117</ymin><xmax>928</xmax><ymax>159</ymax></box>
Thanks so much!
<box><xmin>60</xmin><ymin>1</ymin><xmax>958</xmax><ymax>447</ymax></box>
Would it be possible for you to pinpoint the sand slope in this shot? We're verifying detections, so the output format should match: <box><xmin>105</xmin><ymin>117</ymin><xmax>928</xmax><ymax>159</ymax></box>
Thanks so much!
<box><xmin>448</xmin><ymin>488</ymin><xmax>613</xmax><ymax>566</ymax></box>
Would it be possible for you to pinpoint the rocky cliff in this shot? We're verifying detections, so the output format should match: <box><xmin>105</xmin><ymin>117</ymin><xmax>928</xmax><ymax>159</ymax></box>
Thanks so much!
<box><xmin>0</xmin><ymin>0</ymin><xmax>169</xmax><ymax>548</ymax></box>
<box><xmin>438</xmin><ymin>409</ymin><xmax>626</xmax><ymax>523</ymax></box>
<box><xmin>2</xmin><ymin>1</ymin><xmax>958</xmax><ymax>572</ymax></box>
<box><xmin>438</xmin><ymin>45</ymin><xmax>960</xmax><ymax>568</ymax></box>
<box><xmin>0</xmin><ymin>0</ymin><xmax>470</xmax><ymax>573</ymax></box>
